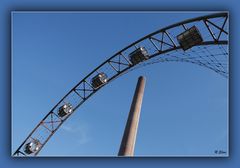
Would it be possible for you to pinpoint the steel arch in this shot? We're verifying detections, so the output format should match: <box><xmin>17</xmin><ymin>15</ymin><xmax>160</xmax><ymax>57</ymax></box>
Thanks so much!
<box><xmin>13</xmin><ymin>12</ymin><xmax>229</xmax><ymax>156</ymax></box>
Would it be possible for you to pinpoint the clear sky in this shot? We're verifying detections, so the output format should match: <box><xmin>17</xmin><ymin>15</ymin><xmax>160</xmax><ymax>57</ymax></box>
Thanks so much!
<box><xmin>12</xmin><ymin>12</ymin><xmax>228</xmax><ymax>156</ymax></box>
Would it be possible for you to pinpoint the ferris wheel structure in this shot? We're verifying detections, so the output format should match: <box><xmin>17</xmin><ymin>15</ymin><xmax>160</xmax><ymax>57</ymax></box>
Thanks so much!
<box><xmin>13</xmin><ymin>12</ymin><xmax>229</xmax><ymax>156</ymax></box>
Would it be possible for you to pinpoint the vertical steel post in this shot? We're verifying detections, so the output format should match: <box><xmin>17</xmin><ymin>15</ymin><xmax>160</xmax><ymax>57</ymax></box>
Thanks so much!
<box><xmin>118</xmin><ymin>76</ymin><xmax>146</xmax><ymax>156</ymax></box>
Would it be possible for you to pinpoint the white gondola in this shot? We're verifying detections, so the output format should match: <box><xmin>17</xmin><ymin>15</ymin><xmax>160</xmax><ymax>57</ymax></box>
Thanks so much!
<box><xmin>129</xmin><ymin>47</ymin><xmax>149</xmax><ymax>65</ymax></box>
<box><xmin>177</xmin><ymin>26</ymin><xmax>203</xmax><ymax>51</ymax></box>
<box><xmin>58</xmin><ymin>103</ymin><xmax>73</xmax><ymax>117</ymax></box>
<box><xmin>91</xmin><ymin>72</ymin><xmax>108</xmax><ymax>89</ymax></box>
<box><xmin>24</xmin><ymin>139</ymin><xmax>41</xmax><ymax>154</ymax></box>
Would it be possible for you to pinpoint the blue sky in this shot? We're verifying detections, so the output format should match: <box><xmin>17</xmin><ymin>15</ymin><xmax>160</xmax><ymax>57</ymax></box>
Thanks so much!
<box><xmin>12</xmin><ymin>12</ymin><xmax>228</xmax><ymax>156</ymax></box>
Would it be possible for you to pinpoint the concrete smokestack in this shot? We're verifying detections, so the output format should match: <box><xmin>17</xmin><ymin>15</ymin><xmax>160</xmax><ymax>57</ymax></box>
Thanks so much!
<box><xmin>118</xmin><ymin>76</ymin><xmax>146</xmax><ymax>156</ymax></box>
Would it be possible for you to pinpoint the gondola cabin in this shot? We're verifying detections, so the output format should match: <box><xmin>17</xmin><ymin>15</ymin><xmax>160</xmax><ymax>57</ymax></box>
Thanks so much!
<box><xmin>24</xmin><ymin>139</ymin><xmax>41</xmax><ymax>154</ymax></box>
<box><xmin>177</xmin><ymin>26</ymin><xmax>203</xmax><ymax>51</ymax></box>
<box><xmin>91</xmin><ymin>72</ymin><xmax>108</xmax><ymax>89</ymax></box>
<box><xmin>58</xmin><ymin>103</ymin><xmax>73</xmax><ymax>117</ymax></box>
<box><xmin>129</xmin><ymin>47</ymin><xmax>149</xmax><ymax>65</ymax></box>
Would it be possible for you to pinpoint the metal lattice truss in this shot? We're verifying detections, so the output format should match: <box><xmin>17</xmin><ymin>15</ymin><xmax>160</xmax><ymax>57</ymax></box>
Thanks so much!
<box><xmin>13</xmin><ymin>13</ymin><xmax>228</xmax><ymax>156</ymax></box>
